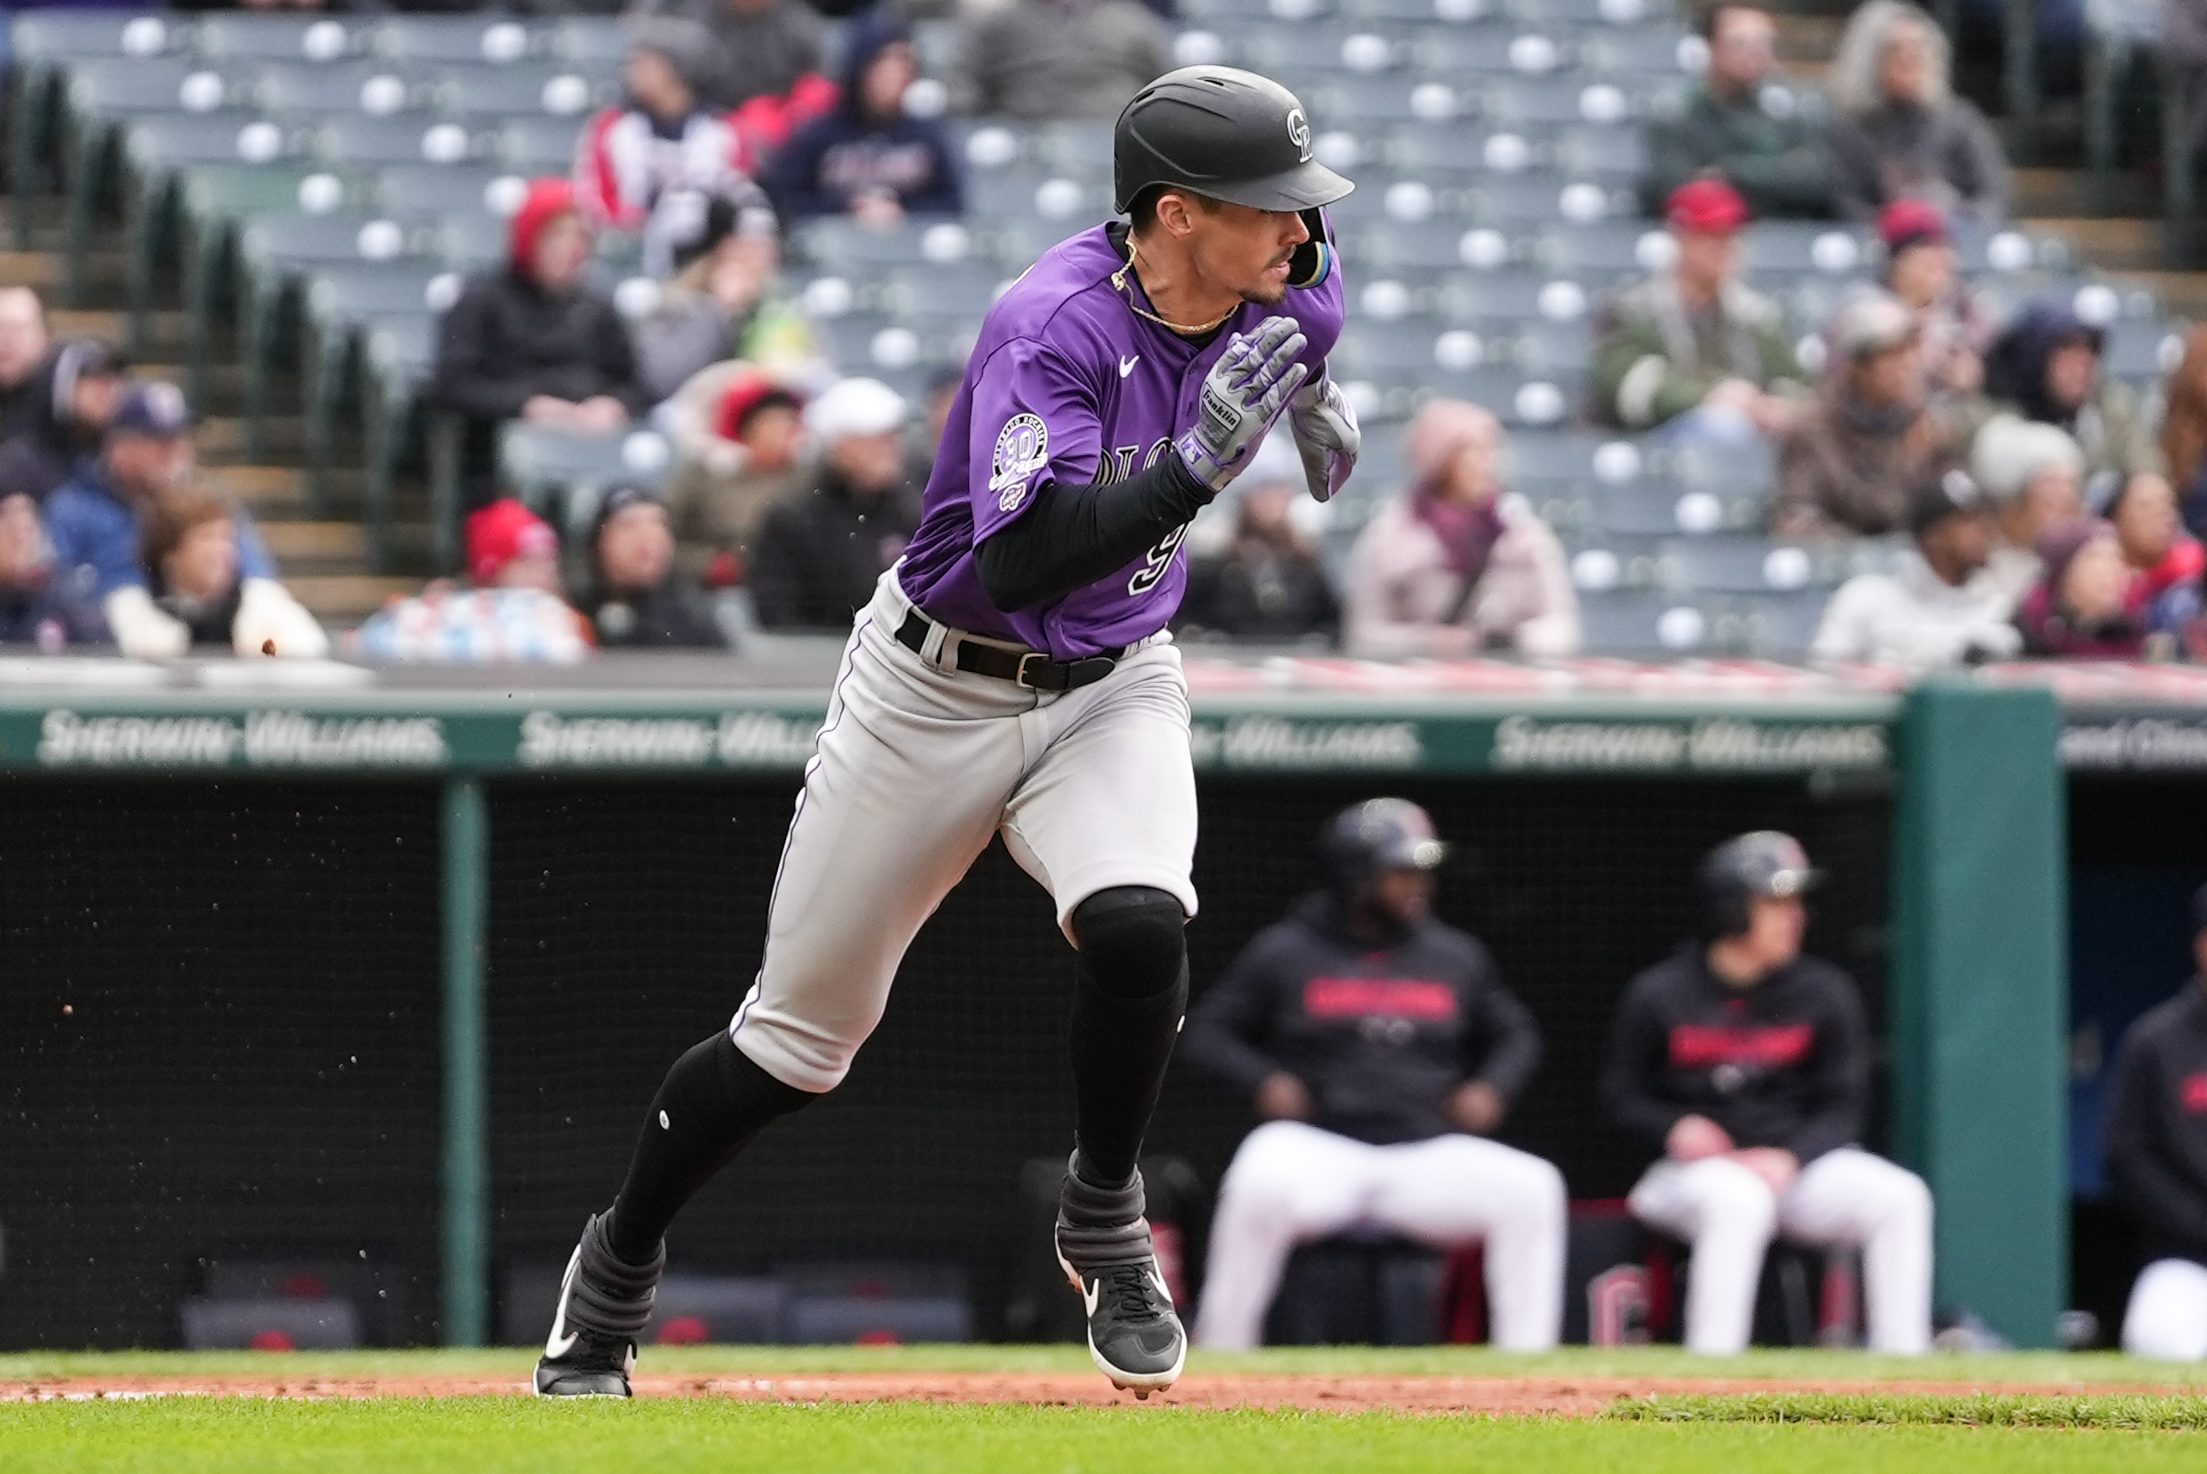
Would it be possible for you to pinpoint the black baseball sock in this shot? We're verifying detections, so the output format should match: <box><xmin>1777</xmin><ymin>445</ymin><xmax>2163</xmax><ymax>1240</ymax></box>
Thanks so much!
<box><xmin>1067</xmin><ymin>886</ymin><xmax>1190</xmax><ymax>1189</ymax></box>
<box><xmin>604</xmin><ymin>1030</ymin><xmax>816</xmax><ymax>1266</ymax></box>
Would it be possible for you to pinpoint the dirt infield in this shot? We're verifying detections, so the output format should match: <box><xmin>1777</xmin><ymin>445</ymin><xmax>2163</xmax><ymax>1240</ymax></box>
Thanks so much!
<box><xmin>2</xmin><ymin>1370</ymin><xmax>2186</xmax><ymax>1416</ymax></box>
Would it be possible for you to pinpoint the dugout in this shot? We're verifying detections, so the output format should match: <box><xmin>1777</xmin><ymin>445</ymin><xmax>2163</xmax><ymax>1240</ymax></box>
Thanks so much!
<box><xmin>0</xmin><ymin>653</ymin><xmax>2075</xmax><ymax>1350</ymax></box>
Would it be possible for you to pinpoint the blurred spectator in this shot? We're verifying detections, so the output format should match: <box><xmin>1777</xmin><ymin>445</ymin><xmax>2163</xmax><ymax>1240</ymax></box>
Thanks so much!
<box><xmin>1982</xmin><ymin>301</ymin><xmax>2162</xmax><ymax>494</ymax></box>
<box><xmin>1877</xmin><ymin>200</ymin><xmax>1991</xmax><ymax>399</ymax></box>
<box><xmin>1970</xmin><ymin>412</ymin><xmax>2087</xmax><ymax>602</ymax></box>
<box><xmin>1343</xmin><ymin>401</ymin><xmax>1579</xmax><ymax>657</ymax></box>
<box><xmin>908</xmin><ymin>367</ymin><xmax>960</xmax><ymax>488</ymax></box>
<box><xmin>1825</xmin><ymin>1</ymin><xmax>2009</xmax><ymax>223</ymax></box>
<box><xmin>575</xmin><ymin>484</ymin><xmax>728</xmax><ymax>648</ymax></box>
<box><xmin>432</xmin><ymin>180</ymin><xmax>647</xmax><ymax>506</ymax></box>
<box><xmin>767</xmin><ymin>11</ymin><xmax>964</xmax><ymax>227</ymax></box>
<box><xmin>2014</xmin><ymin>519</ymin><xmax>2147</xmax><ymax>659</ymax></box>
<box><xmin>46</xmin><ymin>384</ymin><xmax>289</xmax><ymax>660</ymax></box>
<box><xmin>138</xmin><ymin>485</ymin><xmax>327</xmax><ymax>658</ymax></box>
<box><xmin>350</xmin><ymin>499</ymin><xmax>591</xmax><ymax>664</ymax></box>
<box><xmin>0</xmin><ymin>288</ymin><xmax>53</xmax><ymax>441</ymax></box>
<box><xmin>1640</xmin><ymin>5</ymin><xmax>1834</xmax><ymax>219</ymax></box>
<box><xmin>644</xmin><ymin>0</ymin><xmax>834</xmax><ymax>121</ymax></box>
<box><xmin>749</xmin><ymin>377</ymin><xmax>920</xmax><ymax>630</ymax></box>
<box><xmin>2164</xmin><ymin>326</ymin><xmax>2207</xmax><ymax>538</ymax></box>
<box><xmin>665</xmin><ymin>365</ymin><xmax>810</xmax><ymax>587</ymax></box>
<box><xmin>1177</xmin><ymin>440</ymin><xmax>1337</xmax><ymax>646</ymax></box>
<box><xmin>0</xmin><ymin>339</ymin><xmax>126</xmax><ymax>503</ymax></box>
<box><xmin>631</xmin><ymin>193</ymin><xmax>828</xmax><ymax>403</ymax></box>
<box><xmin>1774</xmin><ymin>290</ymin><xmax>1949</xmax><ymax>538</ymax></box>
<box><xmin>0</xmin><ymin>491</ymin><xmax>99</xmax><ymax>649</ymax></box>
<box><xmin>1810</xmin><ymin>467</ymin><xmax>2021</xmax><ymax>667</ymax></box>
<box><xmin>2104</xmin><ymin>471</ymin><xmax>2203</xmax><ymax>634</ymax></box>
<box><xmin>950</xmin><ymin>0</ymin><xmax>1172</xmax><ymax>121</ymax></box>
<box><xmin>576</xmin><ymin>19</ymin><xmax>759</xmax><ymax>277</ymax></box>
<box><xmin>1590</xmin><ymin>180</ymin><xmax>1804</xmax><ymax>440</ymax></box>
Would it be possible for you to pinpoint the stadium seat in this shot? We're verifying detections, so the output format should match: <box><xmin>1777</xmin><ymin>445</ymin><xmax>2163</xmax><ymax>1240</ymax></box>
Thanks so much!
<box><xmin>1653</xmin><ymin>536</ymin><xmax>1833</xmax><ymax>594</ymax></box>
<box><xmin>432</xmin><ymin>211</ymin><xmax>512</xmax><ymax>272</ymax></box>
<box><xmin>428</xmin><ymin>63</ymin><xmax>607</xmax><ymax>126</ymax></box>
<box><xmin>1575</xmin><ymin>23</ymin><xmax>1697</xmax><ymax>74</ymax></box>
<box><xmin>172</xmin><ymin>162</ymin><xmax>372</xmax><ymax>374</ymax></box>
<box><xmin>254</xmin><ymin>59</ymin><xmax>409</xmax><ymax>119</ymax></box>
<box><xmin>1553</xmin><ymin>122</ymin><xmax>1644</xmax><ymax>181</ymax></box>
<box><xmin>194</xmin><ymin>13</ymin><xmax>366</xmax><ymax>65</ymax></box>
<box><xmin>1710</xmin><ymin>589</ymin><xmax>1828</xmax><ymax>658</ymax></box>
<box><xmin>315</xmin><ymin>113</ymin><xmax>471</xmax><ymax>170</ymax></box>
<box><xmin>9</xmin><ymin>11</ymin><xmax>192</xmax><ymax>244</ymax></box>
<box><xmin>373</xmin><ymin>164</ymin><xmax>527</xmax><ymax>224</ymax></box>
<box><xmin>360</xmin><ymin>313</ymin><xmax>437</xmax><ymax>568</ymax></box>
<box><xmin>550</xmin><ymin>16</ymin><xmax>631</xmax><ymax>69</ymax></box>
<box><xmin>498</xmin><ymin>423</ymin><xmax>676</xmax><ymax>534</ymax></box>
<box><xmin>301</xmin><ymin>261</ymin><xmax>455</xmax><ymax>502</ymax></box>
<box><xmin>2104</xmin><ymin>319</ymin><xmax>2183</xmax><ymax>383</ymax></box>
<box><xmin>495</xmin><ymin>115</ymin><xmax>585</xmax><ymax>174</ymax></box>
<box><xmin>373</xmin><ymin>15</ymin><xmax>547</xmax><ymax>68</ymax></box>
<box><xmin>1576</xmin><ymin>588</ymin><xmax>1715</xmax><ymax>656</ymax></box>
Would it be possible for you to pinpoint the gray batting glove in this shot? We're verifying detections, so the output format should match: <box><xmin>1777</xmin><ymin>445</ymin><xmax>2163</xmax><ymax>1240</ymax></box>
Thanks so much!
<box><xmin>1286</xmin><ymin>371</ymin><xmax>1360</xmax><ymax>503</ymax></box>
<box><xmin>1175</xmin><ymin>316</ymin><xmax>1310</xmax><ymax>493</ymax></box>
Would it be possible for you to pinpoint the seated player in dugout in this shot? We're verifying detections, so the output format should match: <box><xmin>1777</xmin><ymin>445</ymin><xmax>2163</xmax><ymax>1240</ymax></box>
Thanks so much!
<box><xmin>1183</xmin><ymin>799</ymin><xmax>1567</xmax><ymax>1351</ymax></box>
<box><xmin>2105</xmin><ymin>884</ymin><xmax>2207</xmax><ymax>1360</ymax></box>
<box><xmin>531</xmin><ymin>66</ymin><xmax>1357</xmax><ymax>1400</ymax></box>
<box><xmin>1600</xmin><ymin>832</ymin><xmax>1934</xmax><ymax>1354</ymax></box>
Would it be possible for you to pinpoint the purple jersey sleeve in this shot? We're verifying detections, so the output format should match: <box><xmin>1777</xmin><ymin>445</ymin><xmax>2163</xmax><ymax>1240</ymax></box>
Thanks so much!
<box><xmin>963</xmin><ymin>337</ymin><xmax>1106</xmax><ymax>547</ymax></box>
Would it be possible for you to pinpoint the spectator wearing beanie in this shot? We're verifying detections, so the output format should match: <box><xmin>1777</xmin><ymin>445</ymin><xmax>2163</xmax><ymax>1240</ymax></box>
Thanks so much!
<box><xmin>0</xmin><ymin>489</ymin><xmax>100</xmax><ymax>648</ymax></box>
<box><xmin>1982</xmin><ymin>300</ymin><xmax>2161</xmax><ymax>493</ymax></box>
<box><xmin>1343</xmin><ymin>400</ymin><xmax>1579</xmax><ymax>657</ymax></box>
<box><xmin>576</xmin><ymin>484</ymin><xmax>727</xmax><ymax>649</ymax></box>
<box><xmin>1970</xmin><ymin>413</ymin><xmax>2088</xmax><ymax>604</ymax></box>
<box><xmin>0</xmin><ymin>338</ymin><xmax>127</xmax><ymax>505</ymax></box>
<box><xmin>630</xmin><ymin>193</ymin><xmax>829</xmax><ymax>404</ymax></box>
<box><xmin>950</xmin><ymin>0</ymin><xmax>1172</xmax><ymax>121</ymax></box>
<box><xmin>431</xmin><ymin>179</ymin><xmax>648</xmax><ymax>506</ymax></box>
<box><xmin>576</xmin><ymin>19</ymin><xmax>760</xmax><ymax>279</ymax></box>
<box><xmin>2015</xmin><ymin>519</ymin><xmax>2148</xmax><ymax>659</ymax></box>
<box><xmin>666</xmin><ymin>366</ymin><xmax>809</xmax><ymax>588</ymax></box>
<box><xmin>1774</xmin><ymin>289</ymin><xmax>1952</xmax><ymax>538</ymax></box>
<box><xmin>1825</xmin><ymin>1</ymin><xmax>2009</xmax><ymax>223</ymax></box>
<box><xmin>1877</xmin><ymin>200</ymin><xmax>1992</xmax><ymax>399</ymax></box>
<box><xmin>765</xmin><ymin>11</ymin><xmax>964</xmax><ymax>228</ymax></box>
<box><xmin>1591</xmin><ymin>179</ymin><xmax>1803</xmax><ymax>439</ymax></box>
<box><xmin>1640</xmin><ymin>4</ymin><xmax>1835</xmax><ymax>220</ymax></box>
<box><xmin>139</xmin><ymin>486</ymin><xmax>327</xmax><ymax>657</ymax></box>
<box><xmin>749</xmin><ymin>377</ymin><xmax>921</xmax><ymax>630</ymax></box>
<box><xmin>1811</xmin><ymin>467</ymin><xmax>2021</xmax><ymax>667</ymax></box>
<box><xmin>351</xmin><ymin>499</ymin><xmax>590</xmax><ymax>663</ymax></box>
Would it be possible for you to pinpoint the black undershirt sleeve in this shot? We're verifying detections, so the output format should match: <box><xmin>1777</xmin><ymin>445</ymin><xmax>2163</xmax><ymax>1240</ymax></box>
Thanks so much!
<box><xmin>975</xmin><ymin>452</ymin><xmax>1213</xmax><ymax>612</ymax></box>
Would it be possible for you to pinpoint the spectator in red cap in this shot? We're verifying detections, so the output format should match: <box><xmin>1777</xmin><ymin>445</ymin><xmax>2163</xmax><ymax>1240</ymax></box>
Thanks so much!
<box><xmin>1641</xmin><ymin>5</ymin><xmax>1835</xmax><ymax>220</ymax></box>
<box><xmin>1590</xmin><ymin>179</ymin><xmax>1804</xmax><ymax>440</ymax></box>
<box><xmin>1878</xmin><ymin>199</ymin><xmax>1992</xmax><ymax>399</ymax></box>
<box><xmin>664</xmin><ymin>364</ymin><xmax>811</xmax><ymax>588</ymax></box>
<box><xmin>431</xmin><ymin>179</ymin><xmax>647</xmax><ymax>508</ymax></box>
<box><xmin>349</xmin><ymin>498</ymin><xmax>590</xmax><ymax>664</ymax></box>
<box><xmin>1826</xmin><ymin>1</ymin><xmax>2009</xmax><ymax>223</ymax></box>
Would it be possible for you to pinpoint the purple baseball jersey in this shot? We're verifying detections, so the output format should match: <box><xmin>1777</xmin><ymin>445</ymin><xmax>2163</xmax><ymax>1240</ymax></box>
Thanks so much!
<box><xmin>897</xmin><ymin>221</ymin><xmax>1345</xmax><ymax>659</ymax></box>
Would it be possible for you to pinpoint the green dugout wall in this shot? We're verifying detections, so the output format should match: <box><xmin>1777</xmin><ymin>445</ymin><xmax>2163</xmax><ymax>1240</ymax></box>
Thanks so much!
<box><xmin>0</xmin><ymin>666</ymin><xmax>2094</xmax><ymax>1346</ymax></box>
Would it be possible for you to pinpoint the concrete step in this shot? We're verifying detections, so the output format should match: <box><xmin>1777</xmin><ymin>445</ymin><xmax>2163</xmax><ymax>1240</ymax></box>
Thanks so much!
<box><xmin>204</xmin><ymin>464</ymin><xmax>307</xmax><ymax>514</ymax></box>
<box><xmin>49</xmin><ymin>307</ymin><xmax>188</xmax><ymax>355</ymax></box>
<box><xmin>2015</xmin><ymin>167</ymin><xmax>2158</xmax><ymax>219</ymax></box>
<box><xmin>198</xmin><ymin>415</ymin><xmax>306</xmax><ymax>462</ymax></box>
<box><xmin>258</xmin><ymin>519</ymin><xmax>369</xmax><ymax>570</ymax></box>
<box><xmin>286</xmin><ymin>573</ymin><xmax>417</xmax><ymax>623</ymax></box>
<box><xmin>0</xmin><ymin>248</ymin><xmax>127</xmax><ymax>296</ymax></box>
<box><xmin>2026</xmin><ymin>216</ymin><xmax>2166</xmax><ymax>272</ymax></box>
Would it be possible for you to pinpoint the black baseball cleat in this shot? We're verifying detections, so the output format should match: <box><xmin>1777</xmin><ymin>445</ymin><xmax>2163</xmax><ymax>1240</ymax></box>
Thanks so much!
<box><xmin>1053</xmin><ymin>1156</ymin><xmax>1186</xmax><ymax>1398</ymax></box>
<box><xmin>532</xmin><ymin>1211</ymin><xmax>664</xmax><ymax>1399</ymax></box>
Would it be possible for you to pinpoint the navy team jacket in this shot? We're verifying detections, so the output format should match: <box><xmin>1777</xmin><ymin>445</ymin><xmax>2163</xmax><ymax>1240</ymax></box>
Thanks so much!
<box><xmin>1181</xmin><ymin>893</ymin><xmax>1542</xmax><ymax>1146</ymax></box>
<box><xmin>2106</xmin><ymin>981</ymin><xmax>2207</xmax><ymax>1266</ymax></box>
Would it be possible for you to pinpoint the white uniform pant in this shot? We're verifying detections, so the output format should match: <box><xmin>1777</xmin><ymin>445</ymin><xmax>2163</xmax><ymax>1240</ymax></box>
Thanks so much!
<box><xmin>2123</xmin><ymin>1258</ymin><xmax>2207</xmax><ymax>1360</ymax></box>
<box><xmin>1195</xmin><ymin>1119</ymin><xmax>1568</xmax><ymax>1351</ymax></box>
<box><xmin>1628</xmin><ymin>1147</ymin><xmax>1933</xmax><ymax>1354</ymax></box>
<box><xmin>730</xmin><ymin>571</ymin><xmax>1199</xmax><ymax>1092</ymax></box>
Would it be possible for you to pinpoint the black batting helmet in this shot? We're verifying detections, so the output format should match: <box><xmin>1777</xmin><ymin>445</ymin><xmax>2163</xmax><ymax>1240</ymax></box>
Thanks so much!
<box><xmin>1696</xmin><ymin>831</ymin><xmax>1822</xmax><ymax>941</ymax></box>
<box><xmin>1319</xmin><ymin>798</ymin><xmax>1449</xmax><ymax>899</ymax></box>
<box><xmin>1113</xmin><ymin>66</ymin><xmax>1355</xmax><ymax>216</ymax></box>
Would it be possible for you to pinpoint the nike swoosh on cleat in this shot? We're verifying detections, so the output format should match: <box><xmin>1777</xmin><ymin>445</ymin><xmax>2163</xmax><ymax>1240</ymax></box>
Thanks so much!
<box><xmin>1082</xmin><ymin>1276</ymin><xmax>1103</xmax><ymax>1316</ymax></box>
<box><xmin>544</xmin><ymin>1246</ymin><xmax>582</xmax><ymax>1360</ymax></box>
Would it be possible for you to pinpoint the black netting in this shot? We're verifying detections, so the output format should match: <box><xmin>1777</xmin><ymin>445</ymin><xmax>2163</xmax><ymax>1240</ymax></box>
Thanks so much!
<box><xmin>0</xmin><ymin>781</ymin><xmax>442</xmax><ymax>1350</ymax></box>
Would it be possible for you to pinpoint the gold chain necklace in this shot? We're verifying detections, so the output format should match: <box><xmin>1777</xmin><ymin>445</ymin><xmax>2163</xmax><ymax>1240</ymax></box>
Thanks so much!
<box><xmin>1111</xmin><ymin>239</ymin><xmax>1236</xmax><ymax>337</ymax></box>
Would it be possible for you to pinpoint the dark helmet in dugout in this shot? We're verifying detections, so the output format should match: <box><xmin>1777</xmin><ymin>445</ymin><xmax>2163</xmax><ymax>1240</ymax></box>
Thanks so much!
<box><xmin>1697</xmin><ymin>831</ymin><xmax>1822</xmax><ymax>942</ymax></box>
<box><xmin>1319</xmin><ymin>798</ymin><xmax>1449</xmax><ymax>899</ymax></box>
<box><xmin>1113</xmin><ymin>65</ymin><xmax>1355</xmax><ymax>288</ymax></box>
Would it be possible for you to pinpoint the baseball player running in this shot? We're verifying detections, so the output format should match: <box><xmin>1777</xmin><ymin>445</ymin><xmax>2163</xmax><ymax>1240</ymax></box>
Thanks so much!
<box><xmin>1184</xmin><ymin>799</ymin><xmax>1567</xmax><ymax>1351</ymax></box>
<box><xmin>1600</xmin><ymin>832</ymin><xmax>1933</xmax><ymax>1354</ymax></box>
<box><xmin>2105</xmin><ymin>884</ymin><xmax>2207</xmax><ymax>1360</ymax></box>
<box><xmin>534</xmin><ymin>66</ymin><xmax>1355</xmax><ymax>1398</ymax></box>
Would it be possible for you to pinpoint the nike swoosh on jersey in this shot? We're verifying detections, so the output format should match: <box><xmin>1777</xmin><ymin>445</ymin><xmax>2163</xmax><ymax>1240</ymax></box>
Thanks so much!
<box><xmin>544</xmin><ymin>1246</ymin><xmax>582</xmax><ymax>1359</ymax></box>
<box><xmin>1119</xmin><ymin>355</ymin><xmax>1140</xmax><ymax>378</ymax></box>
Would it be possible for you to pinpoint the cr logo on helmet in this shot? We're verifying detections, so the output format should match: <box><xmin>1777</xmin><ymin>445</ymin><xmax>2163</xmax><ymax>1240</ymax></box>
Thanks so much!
<box><xmin>1286</xmin><ymin>107</ymin><xmax>1311</xmax><ymax>158</ymax></box>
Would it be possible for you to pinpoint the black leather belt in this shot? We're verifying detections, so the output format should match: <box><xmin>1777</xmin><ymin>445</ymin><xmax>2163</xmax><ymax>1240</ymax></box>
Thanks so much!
<box><xmin>895</xmin><ymin>609</ymin><xmax>1122</xmax><ymax>692</ymax></box>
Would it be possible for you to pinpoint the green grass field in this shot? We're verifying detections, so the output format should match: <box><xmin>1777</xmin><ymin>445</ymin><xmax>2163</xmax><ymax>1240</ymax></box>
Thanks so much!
<box><xmin>7</xmin><ymin>1347</ymin><xmax>2207</xmax><ymax>1472</ymax></box>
